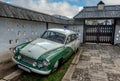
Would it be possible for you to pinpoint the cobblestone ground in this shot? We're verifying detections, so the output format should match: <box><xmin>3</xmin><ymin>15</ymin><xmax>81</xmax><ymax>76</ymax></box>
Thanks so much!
<box><xmin>71</xmin><ymin>44</ymin><xmax>120</xmax><ymax>81</ymax></box>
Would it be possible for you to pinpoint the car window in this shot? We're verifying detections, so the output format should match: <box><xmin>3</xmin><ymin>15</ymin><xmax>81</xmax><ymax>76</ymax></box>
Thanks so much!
<box><xmin>74</xmin><ymin>34</ymin><xmax>78</xmax><ymax>40</ymax></box>
<box><xmin>66</xmin><ymin>35</ymin><xmax>73</xmax><ymax>44</ymax></box>
<box><xmin>66</xmin><ymin>34</ymin><xmax>77</xmax><ymax>44</ymax></box>
<box><xmin>42</xmin><ymin>31</ymin><xmax>50</xmax><ymax>39</ymax></box>
<box><xmin>71</xmin><ymin>34</ymin><xmax>75</xmax><ymax>41</ymax></box>
<box><xmin>66</xmin><ymin>36</ymin><xmax>71</xmax><ymax>44</ymax></box>
<box><xmin>41</xmin><ymin>31</ymin><xmax>66</xmax><ymax>44</ymax></box>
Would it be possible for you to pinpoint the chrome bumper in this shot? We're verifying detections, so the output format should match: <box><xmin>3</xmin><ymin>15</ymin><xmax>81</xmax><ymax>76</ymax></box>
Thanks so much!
<box><xmin>12</xmin><ymin>57</ymin><xmax>51</xmax><ymax>75</ymax></box>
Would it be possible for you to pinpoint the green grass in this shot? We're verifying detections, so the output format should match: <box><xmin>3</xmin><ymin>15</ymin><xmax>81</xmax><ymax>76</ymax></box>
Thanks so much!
<box><xmin>18</xmin><ymin>54</ymin><xmax>75</xmax><ymax>81</ymax></box>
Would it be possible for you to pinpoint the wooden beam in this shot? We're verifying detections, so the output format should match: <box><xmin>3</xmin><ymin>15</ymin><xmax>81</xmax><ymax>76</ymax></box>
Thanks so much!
<box><xmin>0</xmin><ymin>69</ymin><xmax>23</xmax><ymax>81</ymax></box>
<box><xmin>46</xmin><ymin>22</ymin><xmax>48</xmax><ymax>29</ymax></box>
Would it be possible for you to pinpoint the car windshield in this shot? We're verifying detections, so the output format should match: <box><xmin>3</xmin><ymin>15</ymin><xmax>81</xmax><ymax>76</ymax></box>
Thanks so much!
<box><xmin>41</xmin><ymin>31</ymin><xmax>66</xmax><ymax>44</ymax></box>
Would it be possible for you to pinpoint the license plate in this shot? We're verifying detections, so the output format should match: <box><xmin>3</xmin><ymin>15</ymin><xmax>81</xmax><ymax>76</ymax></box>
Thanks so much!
<box><xmin>18</xmin><ymin>65</ymin><xmax>31</xmax><ymax>73</ymax></box>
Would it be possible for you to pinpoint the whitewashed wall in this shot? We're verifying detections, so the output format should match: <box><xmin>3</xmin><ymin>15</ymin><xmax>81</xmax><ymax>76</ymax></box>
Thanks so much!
<box><xmin>68</xmin><ymin>25</ymin><xmax>83</xmax><ymax>43</ymax></box>
<box><xmin>114</xmin><ymin>20</ymin><xmax>120</xmax><ymax>44</ymax></box>
<box><xmin>0</xmin><ymin>17</ymin><xmax>84</xmax><ymax>57</ymax></box>
<box><xmin>0</xmin><ymin>18</ymin><xmax>47</xmax><ymax>56</ymax></box>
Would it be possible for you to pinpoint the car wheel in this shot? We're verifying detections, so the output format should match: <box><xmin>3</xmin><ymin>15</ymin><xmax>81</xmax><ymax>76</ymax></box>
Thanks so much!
<box><xmin>53</xmin><ymin>60</ymin><xmax>59</xmax><ymax>72</ymax></box>
<box><xmin>75</xmin><ymin>48</ymin><xmax>79</xmax><ymax>54</ymax></box>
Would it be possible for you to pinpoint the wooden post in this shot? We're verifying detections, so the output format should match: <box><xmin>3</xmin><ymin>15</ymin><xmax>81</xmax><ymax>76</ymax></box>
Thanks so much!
<box><xmin>112</xmin><ymin>19</ymin><xmax>116</xmax><ymax>45</ymax></box>
<box><xmin>46</xmin><ymin>22</ymin><xmax>48</xmax><ymax>29</ymax></box>
<box><xmin>83</xmin><ymin>19</ymin><xmax>85</xmax><ymax>43</ymax></box>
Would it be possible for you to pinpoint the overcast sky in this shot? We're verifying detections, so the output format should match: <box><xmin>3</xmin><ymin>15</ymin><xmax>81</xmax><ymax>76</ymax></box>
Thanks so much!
<box><xmin>1</xmin><ymin>0</ymin><xmax>120</xmax><ymax>18</ymax></box>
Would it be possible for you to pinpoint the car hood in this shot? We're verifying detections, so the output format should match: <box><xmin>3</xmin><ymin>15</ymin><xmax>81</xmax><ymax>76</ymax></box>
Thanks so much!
<box><xmin>20</xmin><ymin>38</ymin><xmax>64</xmax><ymax>59</ymax></box>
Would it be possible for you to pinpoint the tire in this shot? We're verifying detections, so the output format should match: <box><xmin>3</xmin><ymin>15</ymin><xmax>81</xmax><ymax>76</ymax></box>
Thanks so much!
<box><xmin>53</xmin><ymin>60</ymin><xmax>59</xmax><ymax>72</ymax></box>
<box><xmin>75</xmin><ymin>48</ymin><xmax>79</xmax><ymax>54</ymax></box>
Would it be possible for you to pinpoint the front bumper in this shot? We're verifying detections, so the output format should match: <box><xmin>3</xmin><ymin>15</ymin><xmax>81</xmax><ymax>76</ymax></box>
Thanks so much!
<box><xmin>12</xmin><ymin>57</ymin><xmax>51</xmax><ymax>75</ymax></box>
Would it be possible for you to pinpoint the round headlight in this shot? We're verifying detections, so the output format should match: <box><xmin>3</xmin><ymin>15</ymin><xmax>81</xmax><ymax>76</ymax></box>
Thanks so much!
<box><xmin>43</xmin><ymin>60</ymin><xmax>50</xmax><ymax>67</ymax></box>
<box><xmin>32</xmin><ymin>62</ymin><xmax>37</xmax><ymax>67</ymax></box>
<box><xmin>13</xmin><ymin>49</ymin><xmax>16</xmax><ymax>53</ymax></box>
<box><xmin>17</xmin><ymin>55</ymin><xmax>22</xmax><ymax>60</ymax></box>
<box><xmin>13</xmin><ymin>48</ymin><xmax>19</xmax><ymax>54</ymax></box>
<box><xmin>13</xmin><ymin>48</ymin><xmax>17</xmax><ymax>53</ymax></box>
<box><xmin>38</xmin><ymin>63</ymin><xmax>43</xmax><ymax>68</ymax></box>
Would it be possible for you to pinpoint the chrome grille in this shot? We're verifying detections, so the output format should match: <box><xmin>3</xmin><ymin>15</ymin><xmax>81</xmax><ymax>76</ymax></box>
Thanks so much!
<box><xmin>21</xmin><ymin>55</ymin><xmax>35</xmax><ymax>64</ymax></box>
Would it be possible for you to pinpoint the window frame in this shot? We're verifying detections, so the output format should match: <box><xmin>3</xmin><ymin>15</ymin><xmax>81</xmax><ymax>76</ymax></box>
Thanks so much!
<box><xmin>66</xmin><ymin>34</ymin><xmax>77</xmax><ymax>44</ymax></box>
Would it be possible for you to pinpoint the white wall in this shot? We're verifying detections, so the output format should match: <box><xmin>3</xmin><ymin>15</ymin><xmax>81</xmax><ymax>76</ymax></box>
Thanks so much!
<box><xmin>0</xmin><ymin>18</ymin><xmax>46</xmax><ymax>56</ymax></box>
<box><xmin>0</xmin><ymin>17</ymin><xmax>84</xmax><ymax>57</ymax></box>
<box><xmin>114</xmin><ymin>25</ymin><xmax>120</xmax><ymax>44</ymax></box>
<box><xmin>68</xmin><ymin>25</ymin><xmax>83</xmax><ymax>43</ymax></box>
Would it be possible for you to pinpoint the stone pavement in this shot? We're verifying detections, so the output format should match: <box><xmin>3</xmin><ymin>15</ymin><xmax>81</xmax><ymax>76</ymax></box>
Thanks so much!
<box><xmin>63</xmin><ymin>44</ymin><xmax>120</xmax><ymax>81</ymax></box>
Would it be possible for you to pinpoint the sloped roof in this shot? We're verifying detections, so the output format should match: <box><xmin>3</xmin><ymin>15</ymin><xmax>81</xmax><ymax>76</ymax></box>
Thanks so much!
<box><xmin>0</xmin><ymin>1</ymin><xmax>69</xmax><ymax>24</ymax></box>
<box><xmin>74</xmin><ymin>5</ymin><xmax>120</xmax><ymax>19</ymax></box>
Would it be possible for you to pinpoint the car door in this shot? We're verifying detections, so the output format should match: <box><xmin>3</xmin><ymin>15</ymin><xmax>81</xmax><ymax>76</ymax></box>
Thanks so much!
<box><xmin>70</xmin><ymin>34</ymin><xmax>77</xmax><ymax>51</ymax></box>
<box><xmin>63</xmin><ymin>35</ymin><xmax>74</xmax><ymax>59</ymax></box>
<box><xmin>63</xmin><ymin>34</ymin><xmax>79</xmax><ymax>60</ymax></box>
<box><xmin>73</xmin><ymin>34</ymin><xmax>80</xmax><ymax>50</ymax></box>
<box><xmin>66</xmin><ymin>34</ymin><xmax>76</xmax><ymax>52</ymax></box>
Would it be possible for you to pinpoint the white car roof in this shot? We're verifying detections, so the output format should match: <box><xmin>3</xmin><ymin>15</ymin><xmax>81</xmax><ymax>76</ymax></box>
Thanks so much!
<box><xmin>48</xmin><ymin>28</ymin><xmax>76</xmax><ymax>36</ymax></box>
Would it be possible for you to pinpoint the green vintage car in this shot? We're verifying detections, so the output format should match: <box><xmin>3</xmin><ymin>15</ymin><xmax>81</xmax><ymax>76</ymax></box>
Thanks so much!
<box><xmin>12</xmin><ymin>28</ymin><xmax>80</xmax><ymax>75</ymax></box>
